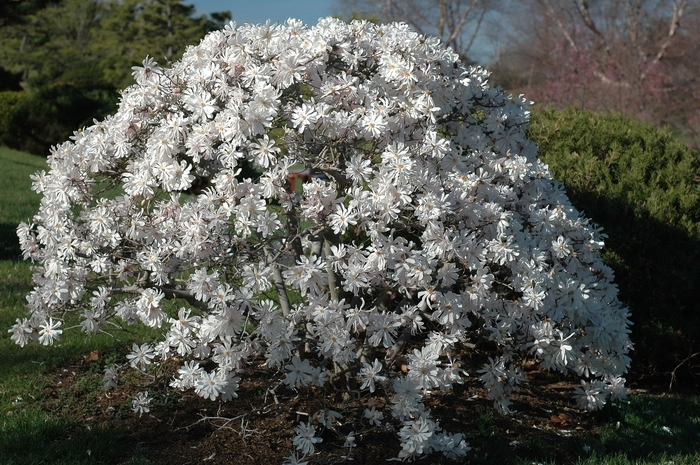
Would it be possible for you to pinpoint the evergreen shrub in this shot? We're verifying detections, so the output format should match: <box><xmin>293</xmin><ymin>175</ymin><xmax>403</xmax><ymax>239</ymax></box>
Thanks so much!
<box><xmin>1</xmin><ymin>83</ymin><xmax>118</xmax><ymax>156</ymax></box>
<box><xmin>0</xmin><ymin>91</ymin><xmax>27</xmax><ymax>144</ymax></box>
<box><xmin>529</xmin><ymin>107</ymin><xmax>700</xmax><ymax>382</ymax></box>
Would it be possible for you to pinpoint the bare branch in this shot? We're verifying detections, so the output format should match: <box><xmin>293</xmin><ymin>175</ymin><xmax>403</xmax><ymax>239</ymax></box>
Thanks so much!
<box><xmin>336</xmin><ymin>0</ymin><xmax>501</xmax><ymax>60</ymax></box>
<box><xmin>540</xmin><ymin>0</ymin><xmax>578</xmax><ymax>50</ymax></box>
<box><xmin>574</xmin><ymin>0</ymin><xmax>608</xmax><ymax>53</ymax></box>
<box><xmin>265</xmin><ymin>248</ymin><xmax>292</xmax><ymax>318</ymax></box>
<box><xmin>462</xmin><ymin>6</ymin><xmax>488</xmax><ymax>56</ymax></box>
<box><xmin>641</xmin><ymin>0</ymin><xmax>689</xmax><ymax>80</ymax></box>
<box><xmin>447</xmin><ymin>0</ymin><xmax>480</xmax><ymax>46</ymax></box>
<box><xmin>159</xmin><ymin>287</ymin><xmax>210</xmax><ymax>312</ymax></box>
<box><xmin>669</xmin><ymin>351</ymin><xmax>699</xmax><ymax>391</ymax></box>
<box><xmin>624</xmin><ymin>0</ymin><xmax>650</xmax><ymax>62</ymax></box>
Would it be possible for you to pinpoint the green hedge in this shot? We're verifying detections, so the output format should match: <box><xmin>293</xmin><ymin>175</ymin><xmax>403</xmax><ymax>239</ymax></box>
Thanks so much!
<box><xmin>529</xmin><ymin>108</ymin><xmax>700</xmax><ymax>384</ymax></box>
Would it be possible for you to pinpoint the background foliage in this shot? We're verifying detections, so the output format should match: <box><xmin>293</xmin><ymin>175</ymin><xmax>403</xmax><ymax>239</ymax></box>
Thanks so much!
<box><xmin>0</xmin><ymin>0</ymin><xmax>230</xmax><ymax>155</ymax></box>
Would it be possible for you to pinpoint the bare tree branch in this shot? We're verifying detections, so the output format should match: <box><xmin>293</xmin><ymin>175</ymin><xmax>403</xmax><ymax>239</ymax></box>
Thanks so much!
<box><xmin>462</xmin><ymin>5</ymin><xmax>488</xmax><ymax>56</ymax></box>
<box><xmin>447</xmin><ymin>0</ymin><xmax>480</xmax><ymax>47</ymax></box>
<box><xmin>336</xmin><ymin>0</ymin><xmax>501</xmax><ymax>60</ymax></box>
<box><xmin>488</xmin><ymin>0</ymin><xmax>700</xmax><ymax>143</ymax></box>
<box><xmin>641</xmin><ymin>0</ymin><xmax>689</xmax><ymax>80</ymax></box>
<box><xmin>540</xmin><ymin>0</ymin><xmax>578</xmax><ymax>50</ymax></box>
<box><xmin>624</xmin><ymin>0</ymin><xmax>649</xmax><ymax>61</ymax></box>
<box><xmin>574</xmin><ymin>0</ymin><xmax>609</xmax><ymax>53</ymax></box>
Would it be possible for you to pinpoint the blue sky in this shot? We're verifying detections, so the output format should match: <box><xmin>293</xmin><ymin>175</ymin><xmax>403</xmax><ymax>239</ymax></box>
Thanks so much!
<box><xmin>190</xmin><ymin>0</ymin><xmax>337</xmax><ymax>26</ymax></box>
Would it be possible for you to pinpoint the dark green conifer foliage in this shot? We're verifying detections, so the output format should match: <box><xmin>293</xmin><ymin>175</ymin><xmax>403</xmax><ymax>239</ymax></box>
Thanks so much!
<box><xmin>529</xmin><ymin>108</ymin><xmax>700</xmax><ymax>384</ymax></box>
<box><xmin>0</xmin><ymin>0</ymin><xmax>230</xmax><ymax>155</ymax></box>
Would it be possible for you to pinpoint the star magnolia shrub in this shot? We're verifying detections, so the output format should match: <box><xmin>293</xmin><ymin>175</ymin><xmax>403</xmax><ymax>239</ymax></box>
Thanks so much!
<box><xmin>13</xmin><ymin>18</ymin><xmax>631</xmax><ymax>460</ymax></box>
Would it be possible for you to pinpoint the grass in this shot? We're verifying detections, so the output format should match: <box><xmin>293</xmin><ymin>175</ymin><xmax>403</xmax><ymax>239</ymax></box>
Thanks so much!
<box><xmin>0</xmin><ymin>145</ymin><xmax>698</xmax><ymax>464</ymax></box>
<box><xmin>459</xmin><ymin>394</ymin><xmax>700</xmax><ymax>465</ymax></box>
<box><xmin>0</xmin><ymin>146</ymin><xmax>44</xmax><ymax>260</ymax></box>
<box><xmin>0</xmin><ymin>146</ymin><xmax>157</xmax><ymax>464</ymax></box>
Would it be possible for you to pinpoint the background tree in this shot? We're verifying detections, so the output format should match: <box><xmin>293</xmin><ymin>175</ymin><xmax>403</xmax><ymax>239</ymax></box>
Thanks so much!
<box><xmin>488</xmin><ymin>0</ymin><xmax>700</xmax><ymax>145</ymax></box>
<box><xmin>0</xmin><ymin>0</ymin><xmax>231</xmax><ymax>154</ymax></box>
<box><xmin>335</xmin><ymin>0</ymin><xmax>503</xmax><ymax>62</ymax></box>
<box><xmin>0</xmin><ymin>0</ymin><xmax>114</xmax><ymax>154</ymax></box>
<box><xmin>95</xmin><ymin>0</ymin><xmax>230</xmax><ymax>88</ymax></box>
<box><xmin>0</xmin><ymin>0</ymin><xmax>94</xmax><ymax>87</ymax></box>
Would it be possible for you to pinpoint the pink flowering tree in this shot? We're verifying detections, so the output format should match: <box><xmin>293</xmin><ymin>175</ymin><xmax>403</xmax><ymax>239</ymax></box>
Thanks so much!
<box><xmin>13</xmin><ymin>18</ymin><xmax>631</xmax><ymax>461</ymax></box>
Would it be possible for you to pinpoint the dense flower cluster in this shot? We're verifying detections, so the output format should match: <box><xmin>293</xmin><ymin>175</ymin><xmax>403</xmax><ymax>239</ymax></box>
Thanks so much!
<box><xmin>13</xmin><ymin>17</ymin><xmax>631</xmax><ymax>460</ymax></box>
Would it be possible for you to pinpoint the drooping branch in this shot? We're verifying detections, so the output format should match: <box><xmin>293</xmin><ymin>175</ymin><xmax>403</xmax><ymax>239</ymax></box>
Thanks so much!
<box><xmin>159</xmin><ymin>287</ymin><xmax>210</xmax><ymax>312</ymax></box>
<box><xmin>461</xmin><ymin>5</ymin><xmax>488</xmax><ymax>57</ymax></box>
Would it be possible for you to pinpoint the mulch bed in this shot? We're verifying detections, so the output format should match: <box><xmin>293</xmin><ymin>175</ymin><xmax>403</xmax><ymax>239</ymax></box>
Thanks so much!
<box><xmin>41</xmin><ymin>350</ymin><xmax>693</xmax><ymax>465</ymax></box>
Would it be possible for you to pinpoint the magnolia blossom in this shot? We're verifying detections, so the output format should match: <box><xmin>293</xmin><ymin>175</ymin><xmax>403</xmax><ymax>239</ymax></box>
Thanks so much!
<box><xmin>364</xmin><ymin>407</ymin><xmax>385</xmax><ymax>426</ymax></box>
<box><xmin>127</xmin><ymin>343</ymin><xmax>155</xmax><ymax>371</ymax></box>
<box><xmin>131</xmin><ymin>391</ymin><xmax>152</xmax><ymax>416</ymax></box>
<box><xmin>359</xmin><ymin>359</ymin><xmax>386</xmax><ymax>393</ymax></box>
<box><xmin>293</xmin><ymin>422</ymin><xmax>322</xmax><ymax>455</ymax></box>
<box><xmin>38</xmin><ymin>318</ymin><xmax>62</xmax><ymax>346</ymax></box>
<box><xmin>103</xmin><ymin>366</ymin><xmax>119</xmax><ymax>390</ymax></box>
<box><xmin>14</xmin><ymin>17</ymin><xmax>631</xmax><ymax>460</ymax></box>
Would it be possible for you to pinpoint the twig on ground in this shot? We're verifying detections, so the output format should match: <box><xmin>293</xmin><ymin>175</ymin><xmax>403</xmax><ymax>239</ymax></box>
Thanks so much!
<box><xmin>668</xmin><ymin>352</ymin><xmax>699</xmax><ymax>391</ymax></box>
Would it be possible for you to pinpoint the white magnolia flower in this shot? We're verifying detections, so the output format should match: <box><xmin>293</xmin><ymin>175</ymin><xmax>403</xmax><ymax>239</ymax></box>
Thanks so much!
<box><xmin>284</xmin><ymin>356</ymin><xmax>315</xmax><ymax>388</ymax></box>
<box><xmin>131</xmin><ymin>391</ymin><xmax>152</xmax><ymax>416</ymax></box>
<box><xmin>293</xmin><ymin>422</ymin><xmax>322</xmax><ymax>455</ymax></box>
<box><xmin>364</xmin><ymin>407</ymin><xmax>385</xmax><ymax>426</ymax></box>
<box><xmin>573</xmin><ymin>380</ymin><xmax>606</xmax><ymax>411</ymax></box>
<box><xmin>103</xmin><ymin>366</ymin><xmax>118</xmax><ymax>390</ymax></box>
<box><xmin>194</xmin><ymin>369</ymin><xmax>230</xmax><ymax>401</ymax></box>
<box><xmin>328</xmin><ymin>203</ymin><xmax>358</xmax><ymax>235</ymax></box>
<box><xmin>38</xmin><ymin>318</ymin><xmax>62</xmax><ymax>346</ymax></box>
<box><xmin>126</xmin><ymin>343</ymin><xmax>155</xmax><ymax>371</ymax></box>
<box><xmin>291</xmin><ymin>103</ymin><xmax>320</xmax><ymax>133</ymax></box>
<box><xmin>359</xmin><ymin>359</ymin><xmax>386</xmax><ymax>393</ymax></box>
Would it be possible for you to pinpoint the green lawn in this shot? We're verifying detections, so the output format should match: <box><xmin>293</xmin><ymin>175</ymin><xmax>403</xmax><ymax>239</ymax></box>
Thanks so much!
<box><xmin>0</xmin><ymin>146</ymin><xmax>155</xmax><ymax>464</ymax></box>
<box><xmin>0</xmin><ymin>145</ymin><xmax>698</xmax><ymax>465</ymax></box>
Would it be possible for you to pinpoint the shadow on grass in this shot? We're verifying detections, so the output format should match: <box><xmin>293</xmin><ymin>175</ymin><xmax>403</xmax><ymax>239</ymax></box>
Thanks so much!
<box><xmin>0</xmin><ymin>408</ymin><xmax>150</xmax><ymax>465</ymax></box>
<box><xmin>597</xmin><ymin>395</ymin><xmax>700</xmax><ymax>460</ymax></box>
<box><xmin>465</xmin><ymin>394</ymin><xmax>700</xmax><ymax>465</ymax></box>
